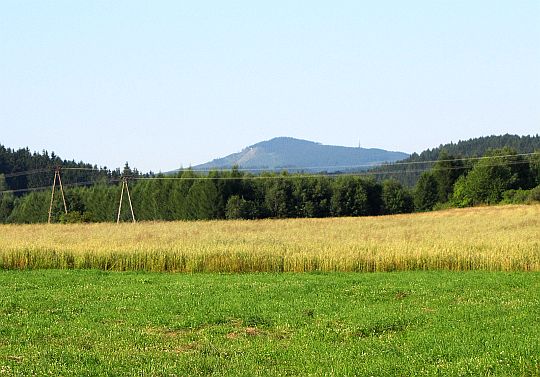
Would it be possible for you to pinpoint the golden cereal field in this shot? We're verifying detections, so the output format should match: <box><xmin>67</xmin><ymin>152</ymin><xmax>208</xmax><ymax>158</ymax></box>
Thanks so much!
<box><xmin>1</xmin><ymin>204</ymin><xmax>539</xmax><ymax>272</ymax></box>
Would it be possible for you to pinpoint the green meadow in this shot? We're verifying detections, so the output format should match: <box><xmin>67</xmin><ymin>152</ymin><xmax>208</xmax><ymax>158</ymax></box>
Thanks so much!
<box><xmin>1</xmin><ymin>270</ymin><xmax>539</xmax><ymax>376</ymax></box>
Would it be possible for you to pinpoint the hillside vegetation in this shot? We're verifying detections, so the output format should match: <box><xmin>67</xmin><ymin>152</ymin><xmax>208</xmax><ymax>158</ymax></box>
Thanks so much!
<box><xmin>1</xmin><ymin>205</ymin><xmax>539</xmax><ymax>272</ymax></box>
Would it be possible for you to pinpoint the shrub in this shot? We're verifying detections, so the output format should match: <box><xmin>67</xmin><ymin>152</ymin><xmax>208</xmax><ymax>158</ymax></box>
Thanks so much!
<box><xmin>529</xmin><ymin>185</ymin><xmax>540</xmax><ymax>202</ymax></box>
<box><xmin>59</xmin><ymin>211</ymin><xmax>93</xmax><ymax>224</ymax></box>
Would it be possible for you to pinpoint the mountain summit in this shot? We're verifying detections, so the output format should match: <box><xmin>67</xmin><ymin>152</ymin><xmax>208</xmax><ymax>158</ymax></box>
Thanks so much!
<box><xmin>189</xmin><ymin>137</ymin><xmax>408</xmax><ymax>173</ymax></box>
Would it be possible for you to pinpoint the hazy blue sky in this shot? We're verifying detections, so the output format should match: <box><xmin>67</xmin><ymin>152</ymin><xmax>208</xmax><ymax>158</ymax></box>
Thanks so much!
<box><xmin>1</xmin><ymin>1</ymin><xmax>539</xmax><ymax>172</ymax></box>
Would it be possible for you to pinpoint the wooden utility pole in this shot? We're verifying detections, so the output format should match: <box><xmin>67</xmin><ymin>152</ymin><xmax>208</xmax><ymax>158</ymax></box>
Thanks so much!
<box><xmin>117</xmin><ymin>176</ymin><xmax>136</xmax><ymax>223</ymax></box>
<box><xmin>48</xmin><ymin>167</ymin><xmax>68</xmax><ymax>224</ymax></box>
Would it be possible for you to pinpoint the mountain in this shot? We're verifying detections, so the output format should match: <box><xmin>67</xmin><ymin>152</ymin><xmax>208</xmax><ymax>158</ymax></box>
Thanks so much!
<box><xmin>188</xmin><ymin>137</ymin><xmax>409</xmax><ymax>173</ymax></box>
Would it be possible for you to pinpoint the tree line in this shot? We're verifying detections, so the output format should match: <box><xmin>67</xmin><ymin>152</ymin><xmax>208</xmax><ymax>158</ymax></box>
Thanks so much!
<box><xmin>1</xmin><ymin>147</ymin><xmax>539</xmax><ymax>223</ymax></box>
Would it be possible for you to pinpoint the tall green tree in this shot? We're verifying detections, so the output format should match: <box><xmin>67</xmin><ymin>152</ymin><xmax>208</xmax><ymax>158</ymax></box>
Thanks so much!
<box><xmin>0</xmin><ymin>174</ymin><xmax>7</xmax><ymax>194</ymax></box>
<box><xmin>169</xmin><ymin>170</ymin><xmax>196</xmax><ymax>220</ymax></box>
<box><xmin>186</xmin><ymin>179</ymin><xmax>219</xmax><ymax>220</ymax></box>
<box><xmin>382</xmin><ymin>179</ymin><xmax>414</xmax><ymax>215</ymax></box>
<box><xmin>292</xmin><ymin>177</ymin><xmax>332</xmax><ymax>218</ymax></box>
<box><xmin>432</xmin><ymin>150</ymin><xmax>465</xmax><ymax>203</ymax></box>
<box><xmin>212</xmin><ymin>167</ymin><xmax>244</xmax><ymax>218</ymax></box>
<box><xmin>0</xmin><ymin>174</ymin><xmax>14</xmax><ymax>222</ymax></box>
<box><xmin>7</xmin><ymin>191</ymin><xmax>49</xmax><ymax>223</ymax></box>
<box><xmin>361</xmin><ymin>178</ymin><xmax>383</xmax><ymax>216</ymax></box>
<box><xmin>0</xmin><ymin>194</ymin><xmax>14</xmax><ymax>223</ymax></box>
<box><xmin>264</xmin><ymin>174</ymin><xmax>296</xmax><ymax>218</ymax></box>
<box><xmin>131</xmin><ymin>179</ymin><xmax>157</xmax><ymax>220</ymax></box>
<box><xmin>330</xmin><ymin>176</ymin><xmax>370</xmax><ymax>217</ymax></box>
<box><xmin>414</xmin><ymin>172</ymin><xmax>438</xmax><ymax>211</ymax></box>
<box><xmin>501</xmin><ymin>148</ymin><xmax>535</xmax><ymax>190</ymax></box>
<box><xmin>225</xmin><ymin>195</ymin><xmax>259</xmax><ymax>219</ymax></box>
<box><xmin>83</xmin><ymin>183</ymin><xmax>118</xmax><ymax>222</ymax></box>
<box><xmin>531</xmin><ymin>151</ymin><xmax>540</xmax><ymax>186</ymax></box>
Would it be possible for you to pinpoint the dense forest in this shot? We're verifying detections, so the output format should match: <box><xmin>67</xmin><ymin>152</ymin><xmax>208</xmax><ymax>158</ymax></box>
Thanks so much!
<box><xmin>0</xmin><ymin>144</ymin><xmax>133</xmax><ymax>192</ymax></box>
<box><xmin>366</xmin><ymin>134</ymin><xmax>540</xmax><ymax>186</ymax></box>
<box><xmin>1</xmin><ymin>135</ymin><xmax>539</xmax><ymax>223</ymax></box>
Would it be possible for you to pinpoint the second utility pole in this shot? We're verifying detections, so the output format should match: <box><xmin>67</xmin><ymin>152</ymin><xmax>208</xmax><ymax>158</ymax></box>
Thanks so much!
<box><xmin>117</xmin><ymin>176</ymin><xmax>136</xmax><ymax>223</ymax></box>
<box><xmin>48</xmin><ymin>166</ymin><xmax>68</xmax><ymax>224</ymax></box>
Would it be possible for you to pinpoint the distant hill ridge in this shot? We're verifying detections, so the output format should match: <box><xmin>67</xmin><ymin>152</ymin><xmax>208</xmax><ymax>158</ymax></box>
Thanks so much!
<box><xmin>189</xmin><ymin>137</ymin><xmax>409</xmax><ymax>173</ymax></box>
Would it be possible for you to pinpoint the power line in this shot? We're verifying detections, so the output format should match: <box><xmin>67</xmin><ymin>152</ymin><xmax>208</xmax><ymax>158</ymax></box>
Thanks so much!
<box><xmin>2</xmin><ymin>166</ymin><xmax>110</xmax><ymax>179</ymax></box>
<box><xmin>1</xmin><ymin>152</ymin><xmax>538</xmax><ymax>179</ymax></box>
<box><xmin>0</xmin><ymin>152</ymin><xmax>538</xmax><ymax>193</ymax></box>
<box><xmin>3</xmin><ymin>168</ymin><xmax>51</xmax><ymax>178</ymax></box>
<box><xmin>174</xmin><ymin>152</ymin><xmax>540</xmax><ymax>172</ymax></box>
<box><xmin>0</xmin><ymin>159</ymin><xmax>533</xmax><ymax>191</ymax></box>
<box><xmin>0</xmin><ymin>178</ymin><xmax>120</xmax><ymax>195</ymax></box>
<box><xmin>0</xmin><ymin>185</ymin><xmax>53</xmax><ymax>195</ymax></box>
<box><xmin>61</xmin><ymin>167</ymin><xmax>106</xmax><ymax>171</ymax></box>
<box><xmin>376</xmin><ymin>151</ymin><xmax>540</xmax><ymax>167</ymax></box>
<box><xmin>134</xmin><ymin>159</ymin><xmax>533</xmax><ymax>181</ymax></box>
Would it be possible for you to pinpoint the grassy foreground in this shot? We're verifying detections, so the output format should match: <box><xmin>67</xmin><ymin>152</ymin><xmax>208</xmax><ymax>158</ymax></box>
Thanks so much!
<box><xmin>1</xmin><ymin>205</ymin><xmax>539</xmax><ymax>272</ymax></box>
<box><xmin>0</xmin><ymin>270</ymin><xmax>539</xmax><ymax>376</ymax></box>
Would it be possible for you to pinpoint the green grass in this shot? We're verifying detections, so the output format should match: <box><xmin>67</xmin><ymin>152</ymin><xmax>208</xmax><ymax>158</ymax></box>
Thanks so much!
<box><xmin>1</xmin><ymin>271</ymin><xmax>539</xmax><ymax>376</ymax></box>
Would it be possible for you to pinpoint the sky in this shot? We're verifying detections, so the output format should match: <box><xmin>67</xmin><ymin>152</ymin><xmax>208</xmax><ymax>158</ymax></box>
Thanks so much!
<box><xmin>1</xmin><ymin>1</ymin><xmax>539</xmax><ymax>172</ymax></box>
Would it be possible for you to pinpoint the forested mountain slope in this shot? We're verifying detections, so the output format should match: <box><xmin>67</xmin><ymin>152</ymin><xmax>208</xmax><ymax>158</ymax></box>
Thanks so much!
<box><xmin>367</xmin><ymin>134</ymin><xmax>540</xmax><ymax>186</ymax></box>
